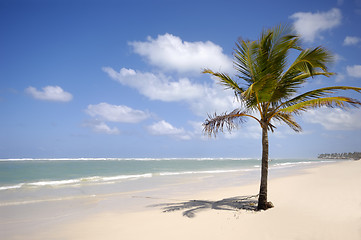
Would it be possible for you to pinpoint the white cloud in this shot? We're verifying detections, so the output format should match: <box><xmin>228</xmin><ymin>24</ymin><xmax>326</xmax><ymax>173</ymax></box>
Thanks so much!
<box><xmin>303</xmin><ymin>108</ymin><xmax>361</xmax><ymax>130</ymax></box>
<box><xmin>343</xmin><ymin>36</ymin><xmax>361</xmax><ymax>46</ymax></box>
<box><xmin>128</xmin><ymin>33</ymin><xmax>233</xmax><ymax>74</ymax></box>
<box><xmin>346</xmin><ymin>65</ymin><xmax>361</xmax><ymax>78</ymax></box>
<box><xmin>271</xmin><ymin>124</ymin><xmax>312</xmax><ymax>138</ymax></box>
<box><xmin>335</xmin><ymin>73</ymin><xmax>345</xmax><ymax>82</ymax></box>
<box><xmin>188</xmin><ymin>121</ymin><xmax>204</xmax><ymax>135</ymax></box>
<box><xmin>222</xmin><ymin>118</ymin><xmax>261</xmax><ymax>140</ymax></box>
<box><xmin>83</xmin><ymin>120</ymin><xmax>120</xmax><ymax>135</ymax></box>
<box><xmin>147</xmin><ymin>120</ymin><xmax>191</xmax><ymax>140</ymax></box>
<box><xmin>25</xmin><ymin>86</ymin><xmax>73</xmax><ymax>102</ymax></box>
<box><xmin>290</xmin><ymin>8</ymin><xmax>342</xmax><ymax>42</ymax></box>
<box><xmin>188</xmin><ymin>121</ymin><xmax>212</xmax><ymax>140</ymax></box>
<box><xmin>102</xmin><ymin>67</ymin><xmax>203</xmax><ymax>102</ymax></box>
<box><xmin>333</xmin><ymin>53</ymin><xmax>344</xmax><ymax>63</ymax></box>
<box><xmin>103</xmin><ymin>67</ymin><xmax>238</xmax><ymax>116</ymax></box>
<box><xmin>85</xmin><ymin>102</ymin><xmax>149</xmax><ymax>123</ymax></box>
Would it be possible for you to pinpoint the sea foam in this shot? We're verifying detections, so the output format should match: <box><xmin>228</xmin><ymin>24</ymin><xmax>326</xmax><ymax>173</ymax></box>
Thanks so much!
<box><xmin>0</xmin><ymin>173</ymin><xmax>154</xmax><ymax>191</ymax></box>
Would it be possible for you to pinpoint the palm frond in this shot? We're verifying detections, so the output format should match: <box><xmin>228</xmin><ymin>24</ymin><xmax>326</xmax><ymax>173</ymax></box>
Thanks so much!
<box><xmin>270</xmin><ymin>24</ymin><xmax>301</xmax><ymax>52</ymax></box>
<box><xmin>280</xmin><ymin>96</ymin><xmax>361</xmax><ymax>114</ymax></box>
<box><xmin>291</xmin><ymin>71</ymin><xmax>334</xmax><ymax>82</ymax></box>
<box><xmin>203</xmin><ymin>109</ymin><xmax>259</xmax><ymax>137</ymax></box>
<box><xmin>269</xmin><ymin>71</ymin><xmax>335</xmax><ymax>103</ymax></box>
<box><xmin>242</xmin><ymin>74</ymin><xmax>276</xmax><ymax>104</ymax></box>
<box><xmin>272</xmin><ymin>112</ymin><xmax>302</xmax><ymax>132</ymax></box>
<box><xmin>240</xmin><ymin>25</ymin><xmax>301</xmax><ymax>104</ymax></box>
<box><xmin>234</xmin><ymin>39</ymin><xmax>257</xmax><ymax>84</ymax></box>
<box><xmin>202</xmin><ymin>69</ymin><xmax>244</xmax><ymax>94</ymax></box>
<box><xmin>283</xmin><ymin>46</ymin><xmax>334</xmax><ymax>79</ymax></box>
<box><xmin>269</xmin><ymin>46</ymin><xmax>334</xmax><ymax>105</ymax></box>
<box><xmin>282</xmin><ymin>86</ymin><xmax>361</xmax><ymax>108</ymax></box>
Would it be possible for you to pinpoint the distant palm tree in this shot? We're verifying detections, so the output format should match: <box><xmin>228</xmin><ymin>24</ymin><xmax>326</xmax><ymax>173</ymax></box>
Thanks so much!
<box><xmin>203</xmin><ymin>25</ymin><xmax>361</xmax><ymax>210</ymax></box>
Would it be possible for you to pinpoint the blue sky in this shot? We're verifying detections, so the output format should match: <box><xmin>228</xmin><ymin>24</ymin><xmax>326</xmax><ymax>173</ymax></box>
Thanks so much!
<box><xmin>1</xmin><ymin>0</ymin><xmax>360</xmax><ymax>158</ymax></box>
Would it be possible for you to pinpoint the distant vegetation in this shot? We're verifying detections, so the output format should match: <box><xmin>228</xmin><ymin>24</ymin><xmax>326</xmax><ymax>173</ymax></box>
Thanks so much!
<box><xmin>318</xmin><ymin>152</ymin><xmax>361</xmax><ymax>160</ymax></box>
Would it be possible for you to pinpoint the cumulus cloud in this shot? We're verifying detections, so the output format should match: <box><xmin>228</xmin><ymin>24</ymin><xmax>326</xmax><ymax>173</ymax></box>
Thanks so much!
<box><xmin>128</xmin><ymin>33</ymin><xmax>233</xmax><ymax>73</ymax></box>
<box><xmin>223</xmin><ymin>126</ymin><xmax>261</xmax><ymax>140</ymax></box>
<box><xmin>290</xmin><ymin>8</ymin><xmax>342</xmax><ymax>42</ymax></box>
<box><xmin>25</xmin><ymin>86</ymin><xmax>73</xmax><ymax>102</ymax></box>
<box><xmin>346</xmin><ymin>65</ymin><xmax>361</xmax><ymax>78</ymax></box>
<box><xmin>147</xmin><ymin>120</ymin><xmax>191</xmax><ymax>140</ymax></box>
<box><xmin>103</xmin><ymin>67</ymin><xmax>238</xmax><ymax>116</ymax></box>
<box><xmin>83</xmin><ymin>120</ymin><xmax>120</xmax><ymax>135</ymax></box>
<box><xmin>102</xmin><ymin>67</ymin><xmax>203</xmax><ymax>102</ymax></box>
<box><xmin>188</xmin><ymin>121</ymin><xmax>204</xmax><ymax>135</ymax></box>
<box><xmin>335</xmin><ymin>73</ymin><xmax>346</xmax><ymax>82</ymax></box>
<box><xmin>303</xmin><ymin>108</ymin><xmax>361</xmax><ymax>130</ymax></box>
<box><xmin>343</xmin><ymin>36</ymin><xmax>361</xmax><ymax>46</ymax></box>
<box><xmin>85</xmin><ymin>102</ymin><xmax>149</xmax><ymax>123</ymax></box>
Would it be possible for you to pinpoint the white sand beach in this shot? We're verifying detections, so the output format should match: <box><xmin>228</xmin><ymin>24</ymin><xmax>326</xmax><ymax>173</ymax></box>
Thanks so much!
<box><xmin>2</xmin><ymin>160</ymin><xmax>361</xmax><ymax>240</ymax></box>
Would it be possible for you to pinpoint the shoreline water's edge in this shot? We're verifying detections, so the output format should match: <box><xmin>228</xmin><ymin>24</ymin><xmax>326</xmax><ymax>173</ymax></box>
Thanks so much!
<box><xmin>0</xmin><ymin>158</ymin><xmax>340</xmax><ymax>191</ymax></box>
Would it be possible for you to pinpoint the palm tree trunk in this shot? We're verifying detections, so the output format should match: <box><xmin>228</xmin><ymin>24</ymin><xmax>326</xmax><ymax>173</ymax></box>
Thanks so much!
<box><xmin>257</xmin><ymin>125</ymin><xmax>271</xmax><ymax>210</ymax></box>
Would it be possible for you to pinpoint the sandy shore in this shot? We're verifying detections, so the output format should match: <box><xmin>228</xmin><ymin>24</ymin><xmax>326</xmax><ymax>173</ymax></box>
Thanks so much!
<box><xmin>3</xmin><ymin>160</ymin><xmax>361</xmax><ymax>240</ymax></box>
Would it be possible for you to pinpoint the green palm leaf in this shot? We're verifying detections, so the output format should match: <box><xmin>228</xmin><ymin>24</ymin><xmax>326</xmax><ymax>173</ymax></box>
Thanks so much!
<box><xmin>272</xmin><ymin>112</ymin><xmax>302</xmax><ymax>132</ymax></box>
<box><xmin>202</xmin><ymin>69</ymin><xmax>244</xmax><ymax>94</ymax></box>
<box><xmin>282</xmin><ymin>86</ymin><xmax>361</xmax><ymax>108</ymax></box>
<box><xmin>280</xmin><ymin>96</ymin><xmax>361</xmax><ymax>114</ymax></box>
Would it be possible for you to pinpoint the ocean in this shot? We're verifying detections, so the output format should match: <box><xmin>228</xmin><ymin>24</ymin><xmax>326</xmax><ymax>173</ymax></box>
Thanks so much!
<box><xmin>0</xmin><ymin>158</ymin><xmax>337</xmax><ymax>192</ymax></box>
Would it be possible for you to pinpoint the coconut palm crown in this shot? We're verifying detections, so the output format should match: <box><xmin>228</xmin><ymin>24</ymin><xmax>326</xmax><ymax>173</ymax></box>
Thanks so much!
<box><xmin>202</xmin><ymin>25</ymin><xmax>361</xmax><ymax>210</ymax></box>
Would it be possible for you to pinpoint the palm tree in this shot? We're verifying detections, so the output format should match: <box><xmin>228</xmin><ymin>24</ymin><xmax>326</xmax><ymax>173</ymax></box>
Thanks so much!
<box><xmin>202</xmin><ymin>25</ymin><xmax>361</xmax><ymax>210</ymax></box>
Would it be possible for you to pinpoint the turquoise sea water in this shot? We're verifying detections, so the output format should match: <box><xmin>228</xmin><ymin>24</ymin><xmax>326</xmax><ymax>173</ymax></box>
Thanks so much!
<box><xmin>0</xmin><ymin>158</ymin><xmax>337</xmax><ymax>191</ymax></box>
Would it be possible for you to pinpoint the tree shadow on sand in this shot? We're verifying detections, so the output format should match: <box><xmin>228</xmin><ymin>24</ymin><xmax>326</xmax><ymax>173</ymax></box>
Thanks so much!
<box><xmin>149</xmin><ymin>195</ymin><xmax>259</xmax><ymax>218</ymax></box>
